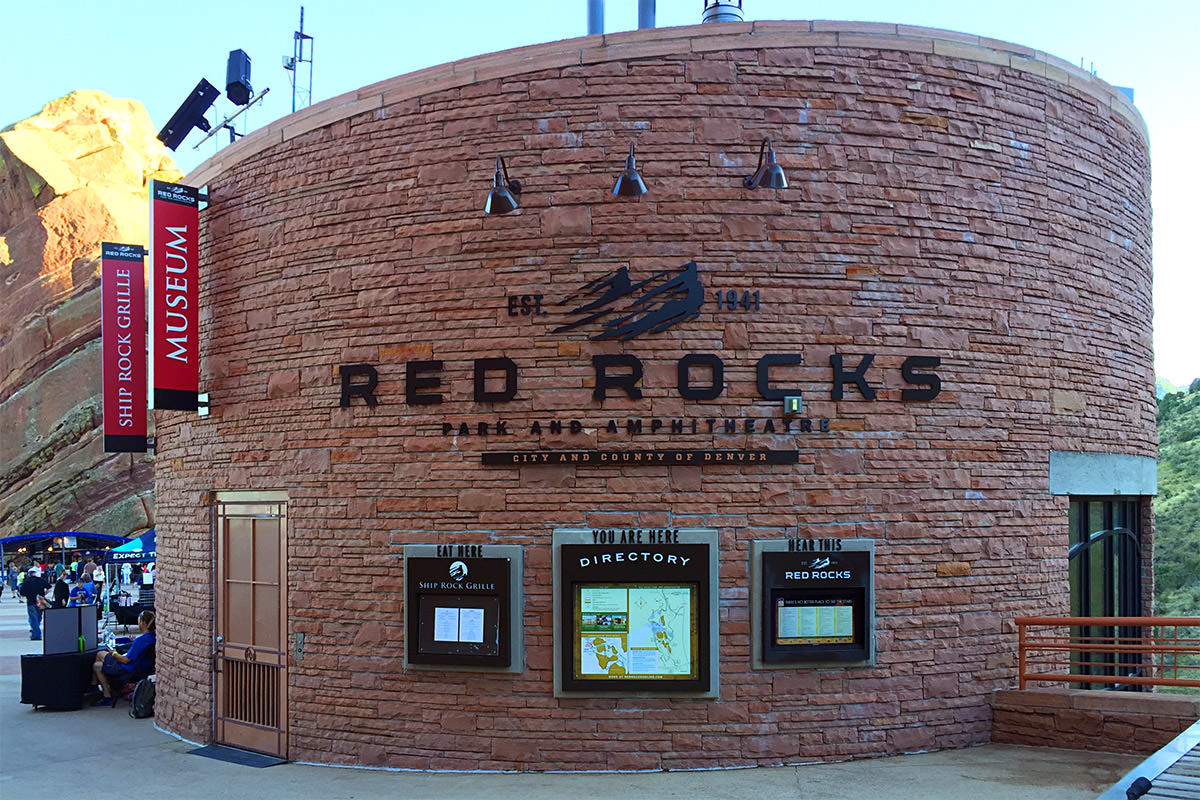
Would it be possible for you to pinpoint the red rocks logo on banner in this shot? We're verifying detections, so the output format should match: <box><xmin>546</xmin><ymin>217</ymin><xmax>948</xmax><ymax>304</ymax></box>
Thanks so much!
<box><xmin>149</xmin><ymin>180</ymin><xmax>200</xmax><ymax>410</ymax></box>
<box><xmin>101</xmin><ymin>242</ymin><xmax>147</xmax><ymax>452</ymax></box>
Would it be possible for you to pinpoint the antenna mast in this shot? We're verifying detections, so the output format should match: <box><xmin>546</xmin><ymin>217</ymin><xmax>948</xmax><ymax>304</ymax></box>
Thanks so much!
<box><xmin>283</xmin><ymin>6</ymin><xmax>314</xmax><ymax>113</ymax></box>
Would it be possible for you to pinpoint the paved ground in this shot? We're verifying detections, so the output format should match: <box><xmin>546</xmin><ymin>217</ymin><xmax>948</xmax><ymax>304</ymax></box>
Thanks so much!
<box><xmin>0</xmin><ymin>584</ymin><xmax>1140</xmax><ymax>799</ymax></box>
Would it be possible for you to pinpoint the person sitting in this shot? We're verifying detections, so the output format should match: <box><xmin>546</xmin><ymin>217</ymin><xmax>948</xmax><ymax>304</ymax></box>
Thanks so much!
<box><xmin>92</xmin><ymin>610</ymin><xmax>156</xmax><ymax>706</ymax></box>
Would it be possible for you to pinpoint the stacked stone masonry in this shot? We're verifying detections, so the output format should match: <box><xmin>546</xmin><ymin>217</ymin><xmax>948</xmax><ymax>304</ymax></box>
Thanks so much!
<box><xmin>157</xmin><ymin>22</ymin><xmax>1153</xmax><ymax>770</ymax></box>
<box><xmin>992</xmin><ymin>689</ymin><xmax>1198</xmax><ymax>755</ymax></box>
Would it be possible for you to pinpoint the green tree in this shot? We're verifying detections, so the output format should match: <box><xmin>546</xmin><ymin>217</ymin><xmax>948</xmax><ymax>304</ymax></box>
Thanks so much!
<box><xmin>1156</xmin><ymin>381</ymin><xmax>1200</xmax><ymax>613</ymax></box>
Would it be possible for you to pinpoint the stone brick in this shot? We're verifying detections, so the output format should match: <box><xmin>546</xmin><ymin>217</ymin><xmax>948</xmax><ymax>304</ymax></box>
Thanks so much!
<box><xmin>528</xmin><ymin>78</ymin><xmax>586</xmax><ymax>100</ymax></box>
<box><xmin>721</xmin><ymin>215</ymin><xmax>766</xmax><ymax>240</ymax></box>
<box><xmin>458</xmin><ymin>488</ymin><xmax>503</xmax><ymax>511</ymax></box>
<box><xmin>889</xmin><ymin>725</ymin><xmax>935</xmax><ymax>752</ymax></box>
<box><xmin>742</xmin><ymin>734</ymin><xmax>799</xmax><ymax>759</ymax></box>
<box><xmin>541</xmin><ymin>206</ymin><xmax>592</xmax><ymax>237</ymax></box>
<box><xmin>267</xmin><ymin>370</ymin><xmax>300</xmax><ymax>398</ymax></box>
<box><xmin>686</xmin><ymin>60</ymin><xmax>736</xmax><ymax>84</ymax></box>
<box><xmin>1052</xmin><ymin>389</ymin><xmax>1087</xmax><ymax>414</ymax></box>
<box><xmin>694</xmin><ymin>117</ymin><xmax>742</xmax><ymax>144</ymax></box>
<box><xmin>246</xmin><ymin>308</ymin><xmax>275</xmax><ymax>330</ymax></box>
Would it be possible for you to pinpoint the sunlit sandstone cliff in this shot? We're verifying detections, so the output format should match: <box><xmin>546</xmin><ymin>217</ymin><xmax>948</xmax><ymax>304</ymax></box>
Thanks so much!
<box><xmin>0</xmin><ymin>90</ymin><xmax>180</xmax><ymax>539</ymax></box>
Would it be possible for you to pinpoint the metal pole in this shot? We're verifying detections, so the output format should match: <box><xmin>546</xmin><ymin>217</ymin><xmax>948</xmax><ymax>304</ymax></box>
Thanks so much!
<box><xmin>293</xmin><ymin>7</ymin><xmax>303</xmax><ymax>113</ymax></box>
<box><xmin>587</xmin><ymin>0</ymin><xmax>604</xmax><ymax>35</ymax></box>
<box><xmin>1018</xmin><ymin>620</ymin><xmax>1027</xmax><ymax>689</ymax></box>
<box><xmin>192</xmin><ymin>88</ymin><xmax>271</xmax><ymax>148</ymax></box>
<box><xmin>638</xmin><ymin>0</ymin><xmax>655</xmax><ymax>28</ymax></box>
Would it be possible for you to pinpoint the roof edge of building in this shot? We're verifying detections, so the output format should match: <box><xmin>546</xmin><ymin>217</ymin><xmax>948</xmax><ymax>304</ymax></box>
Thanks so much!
<box><xmin>186</xmin><ymin>19</ymin><xmax>1146</xmax><ymax>187</ymax></box>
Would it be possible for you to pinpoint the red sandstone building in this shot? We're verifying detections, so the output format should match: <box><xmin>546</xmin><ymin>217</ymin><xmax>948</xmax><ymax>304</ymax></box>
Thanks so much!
<box><xmin>156</xmin><ymin>19</ymin><xmax>1154</xmax><ymax>769</ymax></box>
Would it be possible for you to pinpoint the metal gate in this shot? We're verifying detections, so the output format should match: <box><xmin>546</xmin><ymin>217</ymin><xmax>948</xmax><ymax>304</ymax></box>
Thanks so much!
<box><xmin>213</xmin><ymin>492</ymin><xmax>288</xmax><ymax>758</ymax></box>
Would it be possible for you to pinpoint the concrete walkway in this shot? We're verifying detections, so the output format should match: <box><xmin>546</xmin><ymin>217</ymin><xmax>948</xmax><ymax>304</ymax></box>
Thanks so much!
<box><xmin>0</xmin><ymin>588</ymin><xmax>1138</xmax><ymax>799</ymax></box>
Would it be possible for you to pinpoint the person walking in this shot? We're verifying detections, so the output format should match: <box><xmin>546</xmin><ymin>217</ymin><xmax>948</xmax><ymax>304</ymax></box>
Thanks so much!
<box><xmin>19</xmin><ymin>566</ymin><xmax>50</xmax><ymax>640</ymax></box>
<box><xmin>120</xmin><ymin>562</ymin><xmax>132</xmax><ymax>588</ymax></box>
<box><xmin>52</xmin><ymin>570</ymin><xmax>70</xmax><ymax>609</ymax></box>
<box><xmin>92</xmin><ymin>563</ymin><xmax>106</xmax><ymax>602</ymax></box>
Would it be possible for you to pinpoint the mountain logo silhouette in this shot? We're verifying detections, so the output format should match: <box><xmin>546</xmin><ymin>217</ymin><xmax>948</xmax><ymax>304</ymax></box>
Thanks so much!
<box><xmin>553</xmin><ymin>261</ymin><xmax>703</xmax><ymax>341</ymax></box>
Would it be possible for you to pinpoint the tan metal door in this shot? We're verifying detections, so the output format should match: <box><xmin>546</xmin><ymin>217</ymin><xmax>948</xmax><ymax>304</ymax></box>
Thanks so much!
<box><xmin>214</xmin><ymin>493</ymin><xmax>288</xmax><ymax>758</ymax></box>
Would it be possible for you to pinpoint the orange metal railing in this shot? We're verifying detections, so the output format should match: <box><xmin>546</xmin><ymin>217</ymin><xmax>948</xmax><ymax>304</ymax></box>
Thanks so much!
<box><xmin>1016</xmin><ymin>616</ymin><xmax>1200</xmax><ymax>690</ymax></box>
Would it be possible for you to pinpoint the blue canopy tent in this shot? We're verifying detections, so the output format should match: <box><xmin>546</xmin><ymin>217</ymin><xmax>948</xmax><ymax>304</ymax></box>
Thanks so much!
<box><xmin>105</xmin><ymin>530</ymin><xmax>155</xmax><ymax>563</ymax></box>
<box><xmin>0</xmin><ymin>531</ymin><xmax>129</xmax><ymax>568</ymax></box>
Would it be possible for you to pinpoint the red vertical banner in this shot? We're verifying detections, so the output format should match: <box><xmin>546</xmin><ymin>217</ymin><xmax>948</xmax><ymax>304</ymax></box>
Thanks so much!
<box><xmin>101</xmin><ymin>242</ymin><xmax>148</xmax><ymax>452</ymax></box>
<box><xmin>149</xmin><ymin>179</ymin><xmax>200</xmax><ymax>410</ymax></box>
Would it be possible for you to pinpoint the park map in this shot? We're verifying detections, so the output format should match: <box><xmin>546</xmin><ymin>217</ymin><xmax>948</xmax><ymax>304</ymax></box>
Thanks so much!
<box><xmin>578</xmin><ymin>585</ymin><xmax>694</xmax><ymax>679</ymax></box>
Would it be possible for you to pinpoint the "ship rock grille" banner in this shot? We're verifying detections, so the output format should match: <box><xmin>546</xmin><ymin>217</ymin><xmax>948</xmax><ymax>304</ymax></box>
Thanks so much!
<box><xmin>101</xmin><ymin>242</ymin><xmax>147</xmax><ymax>452</ymax></box>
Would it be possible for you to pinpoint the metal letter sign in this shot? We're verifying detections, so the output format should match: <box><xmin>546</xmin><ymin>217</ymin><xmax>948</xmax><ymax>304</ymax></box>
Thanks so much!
<box><xmin>149</xmin><ymin>180</ymin><xmax>200</xmax><ymax>410</ymax></box>
<box><xmin>554</xmin><ymin>262</ymin><xmax>703</xmax><ymax>341</ymax></box>
<box><xmin>101</xmin><ymin>243</ymin><xmax>147</xmax><ymax>452</ymax></box>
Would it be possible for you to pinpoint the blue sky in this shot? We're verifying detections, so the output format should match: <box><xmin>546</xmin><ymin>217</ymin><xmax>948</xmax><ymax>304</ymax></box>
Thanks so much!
<box><xmin>3</xmin><ymin>0</ymin><xmax>1195</xmax><ymax>385</ymax></box>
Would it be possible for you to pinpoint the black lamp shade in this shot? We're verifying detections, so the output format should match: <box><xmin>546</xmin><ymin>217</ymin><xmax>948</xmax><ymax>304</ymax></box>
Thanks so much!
<box><xmin>485</xmin><ymin>185</ymin><xmax>519</xmax><ymax>215</ymax></box>
<box><xmin>485</xmin><ymin>156</ymin><xmax>520</xmax><ymax>215</ymax></box>
<box><xmin>743</xmin><ymin>138</ymin><xmax>787</xmax><ymax>190</ymax></box>
<box><xmin>613</xmin><ymin>143</ymin><xmax>648</xmax><ymax>197</ymax></box>
<box><xmin>760</xmin><ymin>162</ymin><xmax>788</xmax><ymax>189</ymax></box>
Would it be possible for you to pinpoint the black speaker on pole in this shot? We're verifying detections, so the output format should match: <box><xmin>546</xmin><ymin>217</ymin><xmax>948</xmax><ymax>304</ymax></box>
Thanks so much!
<box><xmin>226</xmin><ymin>49</ymin><xmax>253</xmax><ymax>106</ymax></box>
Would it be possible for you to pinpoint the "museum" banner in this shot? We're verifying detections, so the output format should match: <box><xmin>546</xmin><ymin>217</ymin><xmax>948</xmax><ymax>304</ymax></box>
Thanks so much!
<box><xmin>149</xmin><ymin>179</ymin><xmax>200</xmax><ymax>410</ymax></box>
<box><xmin>101</xmin><ymin>242</ymin><xmax>147</xmax><ymax>452</ymax></box>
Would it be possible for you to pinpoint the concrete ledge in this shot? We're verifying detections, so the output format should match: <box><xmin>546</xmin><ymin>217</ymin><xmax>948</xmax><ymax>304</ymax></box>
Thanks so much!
<box><xmin>992</xmin><ymin>688</ymin><xmax>1199</xmax><ymax>755</ymax></box>
<box><xmin>1048</xmin><ymin>451</ymin><xmax>1157</xmax><ymax>496</ymax></box>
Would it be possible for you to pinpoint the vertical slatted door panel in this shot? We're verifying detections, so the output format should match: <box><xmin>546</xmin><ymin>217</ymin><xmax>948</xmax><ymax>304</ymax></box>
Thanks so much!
<box><xmin>214</xmin><ymin>506</ymin><xmax>287</xmax><ymax>757</ymax></box>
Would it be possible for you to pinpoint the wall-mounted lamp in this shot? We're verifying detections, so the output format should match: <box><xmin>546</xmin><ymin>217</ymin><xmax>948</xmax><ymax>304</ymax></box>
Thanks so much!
<box><xmin>484</xmin><ymin>156</ymin><xmax>522</xmax><ymax>215</ymax></box>
<box><xmin>743</xmin><ymin>137</ymin><xmax>787</xmax><ymax>190</ymax></box>
<box><xmin>613</xmin><ymin>142</ymin><xmax>647</xmax><ymax>197</ymax></box>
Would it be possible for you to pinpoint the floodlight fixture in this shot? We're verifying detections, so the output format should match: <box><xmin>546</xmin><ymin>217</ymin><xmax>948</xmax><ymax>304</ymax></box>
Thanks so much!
<box><xmin>485</xmin><ymin>156</ymin><xmax>522</xmax><ymax>215</ymax></box>
<box><xmin>743</xmin><ymin>137</ymin><xmax>787</xmax><ymax>190</ymax></box>
<box><xmin>157</xmin><ymin>79</ymin><xmax>220</xmax><ymax>151</ymax></box>
<box><xmin>612</xmin><ymin>142</ymin><xmax>648</xmax><ymax>197</ymax></box>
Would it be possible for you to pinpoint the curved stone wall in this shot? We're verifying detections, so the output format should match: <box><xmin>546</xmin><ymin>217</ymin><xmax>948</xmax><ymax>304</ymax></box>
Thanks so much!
<box><xmin>156</xmin><ymin>21</ymin><xmax>1152</xmax><ymax>770</ymax></box>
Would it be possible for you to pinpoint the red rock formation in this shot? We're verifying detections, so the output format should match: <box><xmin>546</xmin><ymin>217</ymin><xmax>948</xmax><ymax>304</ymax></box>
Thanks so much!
<box><xmin>1</xmin><ymin>91</ymin><xmax>179</xmax><ymax>539</ymax></box>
